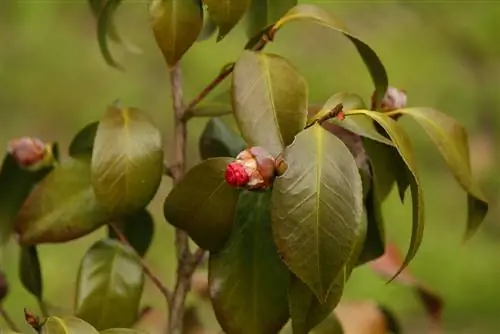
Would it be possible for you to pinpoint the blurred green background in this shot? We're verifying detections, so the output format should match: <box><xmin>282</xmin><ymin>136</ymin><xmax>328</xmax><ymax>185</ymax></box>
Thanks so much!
<box><xmin>0</xmin><ymin>1</ymin><xmax>499</xmax><ymax>333</ymax></box>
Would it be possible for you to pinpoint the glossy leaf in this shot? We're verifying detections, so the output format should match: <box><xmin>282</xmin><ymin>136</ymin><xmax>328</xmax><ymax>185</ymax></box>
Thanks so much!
<box><xmin>75</xmin><ymin>239</ymin><xmax>145</xmax><ymax>330</ymax></box>
<box><xmin>0</xmin><ymin>145</ymin><xmax>56</xmax><ymax>245</ymax></box>
<box><xmin>41</xmin><ymin>316</ymin><xmax>99</xmax><ymax>334</ymax></box>
<box><xmin>91</xmin><ymin>105</ymin><xmax>163</xmax><ymax>216</ymax></box>
<box><xmin>188</xmin><ymin>103</ymin><xmax>232</xmax><ymax>119</ymax></box>
<box><xmin>209</xmin><ymin>190</ymin><xmax>290</xmax><ymax>334</ymax></box>
<box><xmin>100</xmin><ymin>329</ymin><xmax>148</xmax><ymax>334</ymax></box>
<box><xmin>149</xmin><ymin>0</ymin><xmax>203</xmax><ymax>68</ymax></box>
<box><xmin>15</xmin><ymin>159</ymin><xmax>109</xmax><ymax>244</ymax></box>
<box><xmin>232</xmin><ymin>50</ymin><xmax>308</xmax><ymax>157</ymax></box>
<box><xmin>68</xmin><ymin>121</ymin><xmax>99</xmax><ymax>160</ymax></box>
<box><xmin>264</xmin><ymin>4</ymin><xmax>388</xmax><ymax>105</ymax></box>
<box><xmin>271</xmin><ymin>125</ymin><xmax>364</xmax><ymax>301</ymax></box>
<box><xmin>197</xmin><ymin>10</ymin><xmax>218</xmax><ymax>41</ymax></box>
<box><xmin>245</xmin><ymin>0</ymin><xmax>297</xmax><ymax>38</ymax></box>
<box><xmin>96</xmin><ymin>0</ymin><xmax>125</xmax><ymax>70</ymax></box>
<box><xmin>395</xmin><ymin>107</ymin><xmax>488</xmax><ymax>238</ymax></box>
<box><xmin>199</xmin><ymin>117</ymin><xmax>246</xmax><ymax>160</ymax></box>
<box><xmin>370</xmin><ymin>243</ymin><xmax>442</xmax><ymax>330</ymax></box>
<box><xmin>19</xmin><ymin>245</ymin><xmax>43</xmax><ymax>300</ymax></box>
<box><xmin>204</xmin><ymin>0</ymin><xmax>250</xmax><ymax>41</ymax></box>
<box><xmin>108</xmin><ymin>210</ymin><xmax>155</xmax><ymax>257</ymax></box>
<box><xmin>163</xmin><ymin>158</ymin><xmax>240</xmax><ymax>251</ymax></box>
<box><xmin>311</xmin><ymin>313</ymin><xmax>344</xmax><ymax>334</ymax></box>
<box><xmin>346</xmin><ymin>109</ymin><xmax>423</xmax><ymax>276</ymax></box>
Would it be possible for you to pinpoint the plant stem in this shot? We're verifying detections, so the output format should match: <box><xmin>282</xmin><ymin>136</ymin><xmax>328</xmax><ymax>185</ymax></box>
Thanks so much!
<box><xmin>1</xmin><ymin>307</ymin><xmax>20</xmax><ymax>332</ymax></box>
<box><xmin>109</xmin><ymin>223</ymin><xmax>172</xmax><ymax>305</ymax></box>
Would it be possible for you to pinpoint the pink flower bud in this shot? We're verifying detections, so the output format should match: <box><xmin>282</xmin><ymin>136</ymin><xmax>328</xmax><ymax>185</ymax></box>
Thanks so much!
<box><xmin>225</xmin><ymin>147</ymin><xmax>276</xmax><ymax>190</ymax></box>
<box><xmin>225</xmin><ymin>162</ymin><xmax>249</xmax><ymax>187</ymax></box>
<box><xmin>7</xmin><ymin>137</ymin><xmax>50</xmax><ymax>169</ymax></box>
<box><xmin>371</xmin><ymin>87</ymin><xmax>407</xmax><ymax>112</ymax></box>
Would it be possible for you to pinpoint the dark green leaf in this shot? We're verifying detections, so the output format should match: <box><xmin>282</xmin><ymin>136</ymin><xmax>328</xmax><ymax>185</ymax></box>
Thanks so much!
<box><xmin>204</xmin><ymin>0</ymin><xmax>250</xmax><ymax>41</ymax></box>
<box><xmin>15</xmin><ymin>159</ymin><xmax>109</xmax><ymax>245</ymax></box>
<box><xmin>19</xmin><ymin>245</ymin><xmax>43</xmax><ymax>300</ymax></box>
<box><xmin>199</xmin><ymin>117</ymin><xmax>246</xmax><ymax>160</ymax></box>
<box><xmin>357</xmin><ymin>162</ymin><xmax>386</xmax><ymax>265</ymax></box>
<box><xmin>91</xmin><ymin>105</ymin><xmax>163</xmax><ymax>216</ymax></box>
<box><xmin>0</xmin><ymin>144</ymin><xmax>56</xmax><ymax>245</ymax></box>
<box><xmin>100</xmin><ymin>329</ymin><xmax>148</xmax><ymax>334</ymax></box>
<box><xmin>75</xmin><ymin>239</ymin><xmax>145</xmax><ymax>330</ymax></box>
<box><xmin>311</xmin><ymin>312</ymin><xmax>344</xmax><ymax>334</ymax></box>
<box><xmin>346</xmin><ymin>110</ymin><xmax>423</xmax><ymax>276</ymax></box>
<box><xmin>188</xmin><ymin>103</ymin><xmax>232</xmax><ymax>119</ymax></box>
<box><xmin>41</xmin><ymin>316</ymin><xmax>99</xmax><ymax>334</ymax></box>
<box><xmin>209</xmin><ymin>190</ymin><xmax>290</xmax><ymax>334</ymax></box>
<box><xmin>396</xmin><ymin>107</ymin><xmax>488</xmax><ymax>239</ymax></box>
<box><xmin>271</xmin><ymin>125</ymin><xmax>364</xmax><ymax>302</ymax></box>
<box><xmin>96</xmin><ymin>0</ymin><xmax>125</xmax><ymax>70</ymax></box>
<box><xmin>232</xmin><ymin>50</ymin><xmax>308</xmax><ymax>157</ymax></box>
<box><xmin>108</xmin><ymin>210</ymin><xmax>154</xmax><ymax>257</ymax></box>
<box><xmin>68</xmin><ymin>121</ymin><xmax>99</xmax><ymax>160</ymax></box>
<box><xmin>164</xmin><ymin>158</ymin><xmax>239</xmax><ymax>251</ymax></box>
<box><xmin>269</xmin><ymin>5</ymin><xmax>388</xmax><ymax>106</ymax></box>
<box><xmin>149</xmin><ymin>0</ymin><xmax>203</xmax><ymax>68</ymax></box>
<box><xmin>245</xmin><ymin>0</ymin><xmax>297</xmax><ymax>38</ymax></box>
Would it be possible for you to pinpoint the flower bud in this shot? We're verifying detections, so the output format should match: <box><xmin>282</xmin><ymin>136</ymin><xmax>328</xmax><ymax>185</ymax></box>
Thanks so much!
<box><xmin>225</xmin><ymin>147</ymin><xmax>276</xmax><ymax>190</ymax></box>
<box><xmin>371</xmin><ymin>87</ymin><xmax>407</xmax><ymax>112</ymax></box>
<box><xmin>7</xmin><ymin>137</ymin><xmax>54</xmax><ymax>171</ymax></box>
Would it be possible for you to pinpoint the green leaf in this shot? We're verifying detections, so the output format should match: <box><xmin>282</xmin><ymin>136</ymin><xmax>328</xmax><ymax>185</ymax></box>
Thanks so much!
<box><xmin>188</xmin><ymin>103</ymin><xmax>233</xmax><ymax>119</ymax></box>
<box><xmin>149</xmin><ymin>0</ymin><xmax>203</xmax><ymax>68</ymax></box>
<box><xmin>209</xmin><ymin>190</ymin><xmax>290</xmax><ymax>334</ymax></box>
<box><xmin>232</xmin><ymin>50</ymin><xmax>308</xmax><ymax>157</ymax></box>
<box><xmin>271</xmin><ymin>124</ymin><xmax>364</xmax><ymax>302</ymax></box>
<box><xmin>96</xmin><ymin>0</ymin><xmax>125</xmax><ymax>70</ymax></box>
<box><xmin>245</xmin><ymin>0</ymin><xmax>297</xmax><ymax>38</ymax></box>
<box><xmin>346</xmin><ymin>109</ymin><xmax>423</xmax><ymax>276</ymax></box>
<box><xmin>68</xmin><ymin>121</ymin><xmax>99</xmax><ymax>160</ymax></box>
<box><xmin>311</xmin><ymin>313</ymin><xmax>344</xmax><ymax>334</ymax></box>
<box><xmin>41</xmin><ymin>316</ymin><xmax>99</xmax><ymax>334</ymax></box>
<box><xmin>19</xmin><ymin>245</ymin><xmax>43</xmax><ymax>300</ymax></box>
<box><xmin>108</xmin><ymin>210</ymin><xmax>155</xmax><ymax>257</ymax></box>
<box><xmin>163</xmin><ymin>158</ymin><xmax>240</xmax><ymax>251</ymax></box>
<box><xmin>268</xmin><ymin>4</ymin><xmax>388</xmax><ymax>105</ymax></box>
<box><xmin>204</xmin><ymin>0</ymin><xmax>250</xmax><ymax>41</ymax></box>
<box><xmin>395</xmin><ymin>107</ymin><xmax>488</xmax><ymax>239</ymax></box>
<box><xmin>15</xmin><ymin>159</ymin><xmax>109</xmax><ymax>245</ymax></box>
<box><xmin>100</xmin><ymin>329</ymin><xmax>148</xmax><ymax>334</ymax></box>
<box><xmin>356</xmin><ymin>162</ymin><xmax>386</xmax><ymax>265</ymax></box>
<box><xmin>91</xmin><ymin>105</ymin><xmax>163</xmax><ymax>216</ymax></box>
<box><xmin>310</xmin><ymin>93</ymin><xmax>393</xmax><ymax>146</ymax></box>
<box><xmin>199</xmin><ymin>117</ymin><xmax>246</xmax><ymax>160</ymax></box>
<box><xmin>75</xmin><ymin>239</ymin><xmax>145</xmax><ymax>330</ymax></box>
<box><xmin>197</xmin><ymin>10</ymin><xmax>218</xmax><ymax>41</ymax></box>
<box><xmin>0</xmin><ymin>144</ymin><xmax>56</xmax><ymax>245</ymax></box>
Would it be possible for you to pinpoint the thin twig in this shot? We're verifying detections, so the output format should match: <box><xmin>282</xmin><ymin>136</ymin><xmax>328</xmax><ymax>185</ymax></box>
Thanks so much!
<box><xmin>1</xmin><ymin>307</ymin><xmax>20</xmax><ymax>332</ymax></box>
<box><xmin>109</xmin><ymin>223</ymin><xmax>172</xmax><ymax>306</ymax></box>
<box><xmin>304</xmin><ymin>103</ymin><xmax>344</xmax><ymax>130</ymax></box>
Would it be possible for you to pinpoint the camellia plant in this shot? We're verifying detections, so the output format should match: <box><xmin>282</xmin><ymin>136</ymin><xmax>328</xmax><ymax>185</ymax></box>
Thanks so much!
<box><xmin>0</xmin><ymin>1</ymin><xmax>489</xmax><ymax>334</ymax></box>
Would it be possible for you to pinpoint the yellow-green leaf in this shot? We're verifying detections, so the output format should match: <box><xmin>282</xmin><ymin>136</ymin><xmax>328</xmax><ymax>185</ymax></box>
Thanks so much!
<box><xmin>395</xmin><ymin>107</ymin><xmax>488</xmax><ymax>238</ymax></box>
<box><xmin>163</xmin><ymin>158</ymin><xmax>240</xmax><ymax>251</ymax></box>
<box><xmin>271</xmin><ymin>125</ymin><xmax>364</xmax><ymax>302</ymax></box>
<box><xmin>204</xmin><ymin>0</ymin><xmax>250</xmax><ymax>41</ymax></box>
<box><xmin>91</xmin><ymin>105</ymin><xmax>163</xmax><ymax>216</ymax></box>
<box><xmin>41</xmin><ymin>316</ymin><xmax>99</xmax><ymax>334</ymax></box>
<box><xmin>232</xmin><ymin>50</ymin><xmax>308</xmax><ymax>157</ymax></box>
<box><xmin>149</xmin><ymin>0</ymin><xmax>203</xmax><ymax>68</ymax></box>
<box><xmin>269</xmin><ymin>4</ymin><xmax>388</xmax><ymax>105</ymax></box>
<box><xmin>75</xmin><ymin>239</ymin><xmax>145</xmax><ymax>330</ymax></box>
<box><xmin>209</xmin><ymin>190</ymin><xmax>290</xmax><ymax>334</ymax></box>
<box><xmin>15</xmin><ymin>159</ymin><xmax>109</xmax><ymax>245</ymax></box>
<box><xmin>346</xmin><ymin>109</ymin><xmax>423</xmax><ymax>276</ymax></box>
<box><xmin>100</xmin><ymin>329</ymin><xmax>148</xmax><ymax>334</ymax></box>
<box><xmin>245</xmin><ymin>0</ymin><xmax>297</xmax><ymax>38</ymax></box>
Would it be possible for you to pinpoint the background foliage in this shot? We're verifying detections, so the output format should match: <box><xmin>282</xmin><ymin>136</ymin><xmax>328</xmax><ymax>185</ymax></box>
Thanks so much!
<box><xmin>0</xmin><ymin>1</ymin><xmax>498</xmax><ymax>333</ymax></box>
